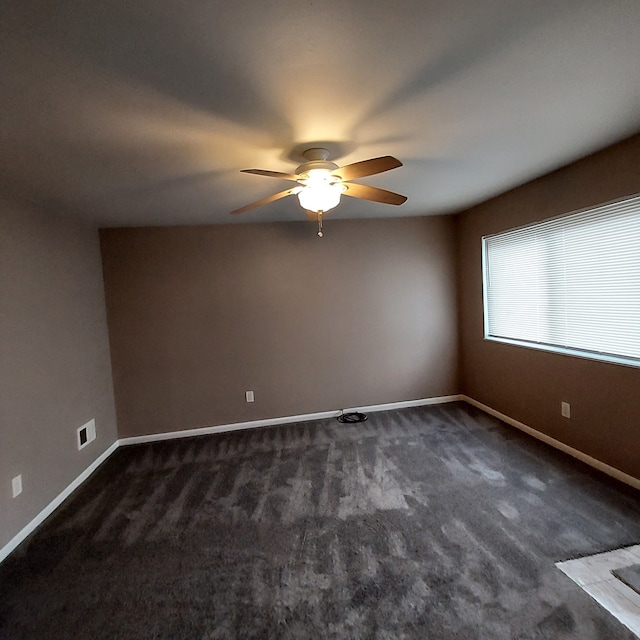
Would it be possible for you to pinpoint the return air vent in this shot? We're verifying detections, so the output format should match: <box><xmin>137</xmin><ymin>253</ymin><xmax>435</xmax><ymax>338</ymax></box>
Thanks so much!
<box><xmin>77</xmin><ymin>419</ymin><xmax>96</xmax><ymax>450</ymax></box>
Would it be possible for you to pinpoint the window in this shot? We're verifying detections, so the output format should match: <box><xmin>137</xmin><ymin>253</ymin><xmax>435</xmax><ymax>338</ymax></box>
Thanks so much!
<box><xmin>482</xmin><ymin>194</ymin><xmax>640</xmax><ymax>368</ymax></box>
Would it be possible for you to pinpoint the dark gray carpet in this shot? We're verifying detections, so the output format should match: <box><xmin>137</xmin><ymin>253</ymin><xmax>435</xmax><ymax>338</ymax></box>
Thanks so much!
<box><xmin>612</xmin><ymin>564</ymin><xmax>640</xmax><ymax>596</ymax></box>
<box><xmin>2</xmin><ymin>402</ymin><xmax>640</xmax><ymax>639</ymax></box>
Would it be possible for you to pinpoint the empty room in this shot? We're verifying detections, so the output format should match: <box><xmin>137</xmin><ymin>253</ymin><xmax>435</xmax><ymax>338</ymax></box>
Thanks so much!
<box><xmin>2</xmin><ymin>1</ymin><xmax>640</xmax><ymax>638</ymax></box>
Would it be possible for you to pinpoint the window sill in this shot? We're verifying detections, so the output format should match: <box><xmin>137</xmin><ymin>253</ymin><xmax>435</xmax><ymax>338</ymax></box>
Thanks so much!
<box><xmin>484</xmin><ymin>335</ymin><xmax>640</xmax><ymax>370</ymax></box>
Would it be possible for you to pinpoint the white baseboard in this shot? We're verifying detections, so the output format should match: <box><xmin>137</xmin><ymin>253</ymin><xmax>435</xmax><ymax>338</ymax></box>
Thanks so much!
<box><xmin>6</xmin><ymin>392</ymin><xmax>634</xmax><ymax>565</ymax></box>
<box><xmin>461</xmin><ymin>395</ymin><xmax>640</xmax><ymax>491</ymax></box>
<box><xmin>119</xmin><ymin>395</ymin><xmax>464</xmax><ymax>446</ymax></box>
<box><xmin>0</xmin><ymin>440</ymin><xmax>119</xmax><ymax>564</ymax></box>
<box><xmin>0</xmin><ymin>394</ymin><xmax>461</xmax><ymax>563</ymax></box>
<box><xmin>350</xmin><ymin>394</ymin><xmax>463</xmax><ymax>415</ymax></box>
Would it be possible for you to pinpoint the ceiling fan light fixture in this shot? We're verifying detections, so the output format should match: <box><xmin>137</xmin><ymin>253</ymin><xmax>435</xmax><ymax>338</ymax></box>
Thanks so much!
<box><xmin>231</xmin><ymin>149</ymin><xmax>406</xmax><ymax>227</ymax></box>
<box><xmin>296</xmin><ymin>169</ymin><xmax>343</xmax><ymax>213</ymax></box>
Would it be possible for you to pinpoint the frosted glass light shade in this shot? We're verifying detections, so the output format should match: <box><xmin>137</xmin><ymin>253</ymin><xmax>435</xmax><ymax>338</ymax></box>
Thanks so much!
<box><xmin>297</xmin><ymin>170</ymin><xmax>342</xmax><ymax>213</ymax></box>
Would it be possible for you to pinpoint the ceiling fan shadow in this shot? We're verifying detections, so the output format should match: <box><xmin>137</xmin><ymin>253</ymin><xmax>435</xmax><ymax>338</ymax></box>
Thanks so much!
<box><xmin>348</xmin><ymin>5</ymin><xmax>559</xmax><ymax>136</ymax></box>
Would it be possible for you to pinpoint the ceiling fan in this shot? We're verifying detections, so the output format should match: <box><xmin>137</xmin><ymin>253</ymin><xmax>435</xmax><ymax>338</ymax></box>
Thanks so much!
<box><xmin>231</xmin><ymin>148</ymin><xmax>407</xmax><ymax>236</ymax></box>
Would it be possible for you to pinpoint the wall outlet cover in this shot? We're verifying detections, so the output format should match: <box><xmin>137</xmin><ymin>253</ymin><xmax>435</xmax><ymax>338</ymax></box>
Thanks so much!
<box><xmin>561</xmin><ymin>401</ymin><xmax>571</xmax><ymax>419</ymax></box>
<box><xmin>245</xmin><ymin>391</ymin><xmax>255</xmax><ymax>403</ymax></box>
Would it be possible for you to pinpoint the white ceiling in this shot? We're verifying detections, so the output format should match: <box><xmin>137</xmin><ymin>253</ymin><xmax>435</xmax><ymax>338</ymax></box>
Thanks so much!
<box><xmin>2</xmin><ymin>0</ymin><xmax>640</xmax><ymax>227</ymax></box>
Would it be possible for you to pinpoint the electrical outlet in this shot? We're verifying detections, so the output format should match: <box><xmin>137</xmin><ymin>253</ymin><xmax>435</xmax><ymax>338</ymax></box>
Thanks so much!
<box><xmin>245</xmin><ymin>390</ymin><xmax>255</xmax><ymax>403</ymax></box>
<box><xmin>77</xmin><ymin>419</ymin><xmax>96</xmax><ymax>450</ymax></box>
<box><xmin>561</xmin><ymin>401</ymin><xmax>571</xmax><ymax>419</ymax></box>
<box><xmin>12</xmin><ymin>475</ymin><xmax>22</xmax><ymax>498</ymax></box>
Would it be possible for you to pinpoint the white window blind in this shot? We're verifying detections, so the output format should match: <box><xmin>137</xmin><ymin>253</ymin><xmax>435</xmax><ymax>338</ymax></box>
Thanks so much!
<box><xmin>483</xmin><ymin>194</ymin><xmax>640</xmax><ymax>367</ymax></box>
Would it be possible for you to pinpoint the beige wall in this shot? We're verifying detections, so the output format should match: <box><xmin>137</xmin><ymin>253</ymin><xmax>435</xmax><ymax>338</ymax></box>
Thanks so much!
<box><xmin>0</xmin><ymin>198</ymin><xmax>118</xmax><ymax>550</ymax></box>
<box><xmin>100</xmin><ymin>216</ymin><xmax>459</xmax><ymax>437</ymax></box>
<box><xmin>457</xmin><ymin>134</ymin><xmax>640</xmax><ymax>479</ymax></box>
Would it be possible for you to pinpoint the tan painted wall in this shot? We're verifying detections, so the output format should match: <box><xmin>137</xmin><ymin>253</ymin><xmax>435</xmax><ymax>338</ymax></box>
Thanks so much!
<box><xmin>100</xmin><ymin>216</ymin><xmax>459</xmax><ymax>437</ymax></box>
<box><xmin>457</xmin><ymin>134</ymin><xmax>640</xmax><ymax>479</ymax></box>
<box><xmin>0</xmin><ymin>199</ymin><xmax>118</xmax><ymax>550</ymax></box>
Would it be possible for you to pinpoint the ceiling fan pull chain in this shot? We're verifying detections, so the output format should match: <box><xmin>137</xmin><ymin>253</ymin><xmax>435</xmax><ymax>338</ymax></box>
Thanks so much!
<box><xmin>317</xmin><ymin>211</ymin><xmax>324</xmax><ymax>237</ymax></box>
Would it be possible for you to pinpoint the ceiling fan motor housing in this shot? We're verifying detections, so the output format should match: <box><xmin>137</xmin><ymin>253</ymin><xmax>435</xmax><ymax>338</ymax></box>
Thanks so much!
<box><xmin>296</xmin><ymin>148</ymin><xmax>339</xmax><ymax>178</ymax></box>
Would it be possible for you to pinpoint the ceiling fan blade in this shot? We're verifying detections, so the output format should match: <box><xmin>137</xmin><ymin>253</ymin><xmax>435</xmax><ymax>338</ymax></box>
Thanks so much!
<box><xmin>342</xmin><ymin>182</ymin><xmax>407</xmax><ymax>205</ymax></box>
<box><xmin>241</xmin><ymin>169</ymin><xmax>300</xmax><ymax>182</ymax></box>
<box><xmin>231</xmin><ymin>187</ymin><xmax>300</xmax><ymax>215</ymax></box>
<box><xmin>331</xmin><ymin>156</ymin><xmax>402</xmax><ymax>181</ymax></box>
